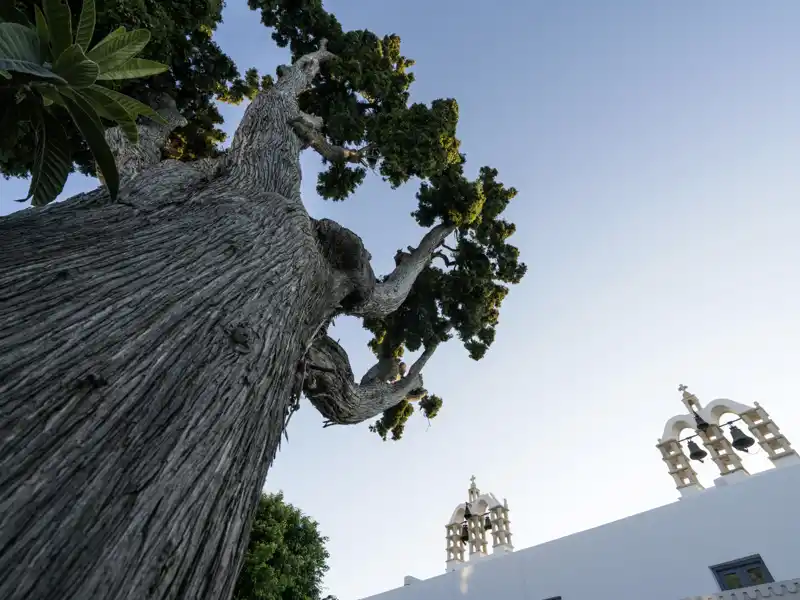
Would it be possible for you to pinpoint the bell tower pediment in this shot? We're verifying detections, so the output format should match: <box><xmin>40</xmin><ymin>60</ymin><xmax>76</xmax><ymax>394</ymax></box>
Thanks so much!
<box><xmin>445</xmin><ymin>477</ymin><xmax>513</xmax><ymax>572</ymax></box>
<box><xmin>656</xmin><ymin>385</ymin><xmax>799</xmax><ymax>498</ymax></box>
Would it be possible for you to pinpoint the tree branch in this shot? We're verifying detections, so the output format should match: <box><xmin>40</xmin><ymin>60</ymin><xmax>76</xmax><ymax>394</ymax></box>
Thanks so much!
<box><xmin>226</xmin><ymin>40</ymin><xmax>337</xmax><ymax>195</ymax></box>
<box><xmin>303</xmin><ymin>335</ymin><xmax>439</xmax><ymax>425</ymax></box>
<box><xmin>274</xmin><ymin>39</ymin><xmax>336</xmax><ymax>97</ymax></box>
<box><xmin>359</xmin><ymin>357</ymin><xmax>406</xmax><ymax>385</ymax></box>
<box><xmin>348</xmin><ymin>223</ymin><xmax>455</xmax><ymax>318</ymax></box>
<box><xmin>289</xmin><ymin>113</ymin><xmax>375</xmax><ymax>165</ymax></box>
<box><xmin>311</xmin><ymin>219</ymin><xmax>454</xmax><ymax>319</ymax></box>
<box><xmin>432</xmin><ymin>251</ymin><xmax>454</xmax><ymax>267</ymax></box>
<box><xmin>104</xmin><ymin>94</ymin><xmax>188</xmax><ymax>185</ymax></box>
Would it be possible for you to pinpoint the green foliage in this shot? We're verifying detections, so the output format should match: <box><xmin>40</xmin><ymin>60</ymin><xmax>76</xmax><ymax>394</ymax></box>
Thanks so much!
<box><xmin>361</xmin><ymin>159</ymin><xmax>526</xmax><ymax>439</ymax></box>
<box><xmin>248</xmin><ymin>0</ymin><xmax>527</xmax><ymax>441</ymax></box>
<box><xmin>1</xmin><ymin>0</ymin><xmax>265</xmax><ymax>179</ymax></box>
<box><xmin>369</xmin><ymin>393</ymin><xmax>443</xmax><ymax>441</ymax></box>
<box><xmin>248</xmin><ymin>0</ymin><xmax>461</xmax><ymax>199</ymax></box>
<box><xmin>234</xmin><ymin>493</ymin><xmax>331</xmax><ymax>600</ymax></box>
<box><xmin>0</xmin><ymin>0</ymin><xmax>168</xmax><ymax>204</ymax></box>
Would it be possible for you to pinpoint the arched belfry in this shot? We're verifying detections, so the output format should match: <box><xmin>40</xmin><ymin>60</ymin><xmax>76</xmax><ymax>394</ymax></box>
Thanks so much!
<box><xmin>444</xmin><ymin>476</ymin><xmax>513</xmax><ymax>572</ymax></box>
<box><xmin>657</xmin><ymin>384</ymin><xmax>799</xmax><ymax>498</ymax></box>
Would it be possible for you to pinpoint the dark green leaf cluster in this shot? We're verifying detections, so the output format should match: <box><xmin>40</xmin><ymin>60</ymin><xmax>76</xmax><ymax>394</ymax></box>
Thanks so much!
<box><xmin>364</xmin><ymin>164</ymin><xmax>526</xmax><ymax>439</ymax></box>
<box><xmin>0</xmin><ymin>0</ymin><xmax>169</xmax><ymax>204</ymax></box>
<box><xmin>1</xmin><ymin>0</ymin><xmax>263</xmax><ymax>178</ymax></box>
<box><xmin>248</xmin><ymin>0</ymin><xmax>461</xmax><ymax>200</ymax></box>
<box><xmin>368</xmin><ymin>399</ymin><xmax>413</xmax><ymax>441</ymax></box>
<box><xmin>246</xmin><ymin>0</ymin><xmax>527</xmax><ymax>441</ymax></box>
<box><xmin>234</xmin><ymin>492</ymin><xmax>331</xmax><ymax>600</ymax></box>
<box><xmin>368</xmin><ymin>393</ymin><xmax>443</xmax><ymax>441</ymax></box>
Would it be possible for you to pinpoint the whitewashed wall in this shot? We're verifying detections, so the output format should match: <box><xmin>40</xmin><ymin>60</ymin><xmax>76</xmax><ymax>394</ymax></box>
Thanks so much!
<box><xmin>358</xmin><ymin>464</ymin><xmax>800</xmax><ymax>600</ymax></box>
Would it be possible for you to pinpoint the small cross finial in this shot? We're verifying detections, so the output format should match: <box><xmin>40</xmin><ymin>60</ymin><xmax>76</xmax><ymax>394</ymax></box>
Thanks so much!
<box><xmin>470</xmin><ymin>475</ymin><xmax>476</xmax><ymax>487</ymax></box>
<box><xmin>678</xmin><ymin>384</ymin><xmax>688</xmax><ymax>393</ymax></box>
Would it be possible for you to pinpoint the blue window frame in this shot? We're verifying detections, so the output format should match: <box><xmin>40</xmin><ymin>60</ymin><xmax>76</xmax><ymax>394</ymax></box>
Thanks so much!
<box><xmin>710</xmin><ymin>555</ymin><xmax>774</xmax><ymax>591</ymax></box>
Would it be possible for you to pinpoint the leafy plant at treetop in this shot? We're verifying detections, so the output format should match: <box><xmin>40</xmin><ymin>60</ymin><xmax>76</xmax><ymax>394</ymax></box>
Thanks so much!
<box><xmin>248</xmin><ymin>0</ymin><xmax>527</xmax><ymax>440</ymax></box>
<box><xmin>0</xmin><ymin>0</ymin><xmax>168</xmax><ymax>205</ymax></box>
<box><xmin>2</xmin><ymin>0</ymin><xmax>266</xmax><ymax>180</ymax></box>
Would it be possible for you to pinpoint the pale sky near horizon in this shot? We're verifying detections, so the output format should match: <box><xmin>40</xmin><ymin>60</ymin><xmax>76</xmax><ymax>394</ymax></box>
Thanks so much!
<box><xmin>2</xmin><ymin>2</ymin><xmax>800</xmax><ymax>599</ymax></box>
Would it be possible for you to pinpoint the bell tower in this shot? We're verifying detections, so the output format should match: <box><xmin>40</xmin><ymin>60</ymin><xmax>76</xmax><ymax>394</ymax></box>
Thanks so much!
<box><xmin>657</xmin><ymin>384</ymin><xmax>799</xmax><ymax>497</ymax></box>
<box><xmin>445</xmin><ymin>476</ymin><xmax>513</xmax><ymax>572</ymax></box>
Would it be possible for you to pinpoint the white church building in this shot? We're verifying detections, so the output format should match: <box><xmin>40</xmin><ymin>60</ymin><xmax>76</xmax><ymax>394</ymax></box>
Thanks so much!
<box><xmin>358</xmin><ymin>387</ymin><xmax>800</xmax><ymax>600</ymax></box>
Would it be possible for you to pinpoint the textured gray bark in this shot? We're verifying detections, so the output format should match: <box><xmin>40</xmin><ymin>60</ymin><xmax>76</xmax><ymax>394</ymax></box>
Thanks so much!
<box><xmin>351</xmin><ymin>223</ymin><xmax>455</xmax><ymax>318</ymax></box>
<box><xmin>304</xmin><ymin>336</ymin><xmax>436</xmax><ymax>425</ymax></box>
<box><xmin>0</xmin><ymin>40</ymin><xmax>445</xmax><ymax>600</ymax></box>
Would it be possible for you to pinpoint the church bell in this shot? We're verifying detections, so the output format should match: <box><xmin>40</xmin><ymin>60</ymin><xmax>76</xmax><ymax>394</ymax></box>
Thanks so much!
<box><xmin>687</xmin><ymin>440</ymin><xmax>707</xmax><ymax>462</ymax></box>
<box><xmin>730</xmin><ymin>425</ymin><xmax>755</xmax><ymax>452</ymax></box>
<box><xmin>483</xmin><ymin>515</ymin><xmax>492</xmax><ymax>530</ymax></box>
<box><xmin>693</xmin><ymin>411</ymin><xmax>710</xmax><ymax>432</ymax></box>
<box><xmin>460</xmin><ymin>523</ymin><xmax>469</xmax><ymax>542</ymax></box>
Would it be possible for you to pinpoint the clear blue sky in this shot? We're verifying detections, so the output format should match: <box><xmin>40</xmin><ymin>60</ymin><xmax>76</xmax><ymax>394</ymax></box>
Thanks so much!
<box><xmin>3</xmin><ymin>2</ymin><xmax>800</xmax><ymax>599</ymax></box>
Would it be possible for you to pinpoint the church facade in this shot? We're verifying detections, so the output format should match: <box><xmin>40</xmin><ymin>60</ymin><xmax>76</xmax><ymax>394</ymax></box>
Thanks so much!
<box><xmin>358</xmin><ymin>388</ymin><xmax>800</xmax><ymax>600</ymax></box>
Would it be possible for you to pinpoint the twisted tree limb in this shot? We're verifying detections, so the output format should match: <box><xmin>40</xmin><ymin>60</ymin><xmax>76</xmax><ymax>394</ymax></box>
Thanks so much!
<box><xmin>303</xmin><ymin>334</ymin><xmax>438</xmax><ymax>425</ymax></box>
<box><xmin>359</xmin><ymin>356</ymin><xmax>406</xmax><ymax>385</ymax></box>
<box><xmin>310</xmin><ymin>216</ymin><xmax>455</xmax><ymax>319</ymax></box>
<box><xmin>274</xmin><ymin>39</ymin><xmax>337</xmax><ymax>97</ymax></box>
<box><xmin>433</xmin><ymin>250</ymin><xmax>455</xmax><ymax>267</ymax></box>
<box><xmin>290</xmin><ymin>113</ymin><xmax>376</xmax><ymax>165</ymax></box>
<box><xmin>349</xmin><ymin>223</ymin><xmax>455</xmax><ymax>318</ymax></box>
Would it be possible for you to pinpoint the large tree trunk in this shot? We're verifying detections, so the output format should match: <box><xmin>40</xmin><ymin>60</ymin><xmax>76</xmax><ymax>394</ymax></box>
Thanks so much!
<box><xmin>0</xmin><ymin>41</ymin><xmax>447</xmax><ymax>600</ymax></box>
<box><xmin>0</xmin><ymin>48</ymin><xmax>340</xmax><ymax>600</ymax></box>
<box><xmin>0</xmin><ymin>148</ymin><xmax>335</xmax><ymax>600</ymax></box>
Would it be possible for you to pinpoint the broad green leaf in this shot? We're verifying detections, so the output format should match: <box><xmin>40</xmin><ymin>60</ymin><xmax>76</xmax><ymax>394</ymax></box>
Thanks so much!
<box><xmin>20</xmin><ymin>111</ymin><xmax>71</xmax><ymax>206</ymax></box>
<box><xmin>79</xmin><ymin>86</ymin><xmax>138</xmax><ymax>144</ymax></box>
<box><xmin>0</xmin><ymin>58</ymin><xmax>66</xmax><ymax>82</ymax></box>
<box><xmin>88</xmin><ymin>25</ymin><xmax>124</xmax><ymax>54</ymax></box>
<box><xmin>0</xmin><ymin>68</ymin><xmax>9</xmax><ymax>78</ymax></box>
<box><xmin>116</xmin><ymin>115</ymin><xmax>138</xmax><ymax>144</ymax></box>
<box><xmin>86</xmin><ymin>29</ymin><xmax>150</xmax><ymax>74</ymax></box>
<box><xmin>88</xmin><ymin>83</ymin><xmax>167</xmax><ymax>125</ymax></box>
<box><xmin>60</xmin><ymin>88</ymin><xmax>119</xmax><ymax>200</ymax></box>
<box><xmin>96</xmin><ymin>57</ymin><xmax>168</xmax><ymax>80</ymax></box>
<box><xmin>52</xmin><ymin>43</ymin><xmax>98</xmax><ymax>87</ymax></box>
<box><xmin>34</xmin><ymin>6</ymin><xmax>49</xmax><ymax>58</ymax></box>
<box><xmin>73</xmin><ymin>86</ymin><xmax>114</xmax><ymax>119</ymax></box>
<box><xmin>60</xmin><ymin>85</ymin><xmax>102</xmax><ymax>130</ymax></box>
<box><xmin>0</xmin><ymin>22</ymin><xmax>41</xmax><ymax>63</ymax></box>
<box><xmin>36</xmin><ymin>113</ymin><xmax>71</xmax><ymax>205</ymax></box>
<box><xmin>74</xmin><ymin>0</ymin><xmax>95</xmax><ymax>51</ymax></box>
<box><xmin>43</xmin><ymin>0</ymin><xmax>72</xmax><ymax>59</ymax></box>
